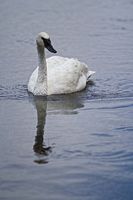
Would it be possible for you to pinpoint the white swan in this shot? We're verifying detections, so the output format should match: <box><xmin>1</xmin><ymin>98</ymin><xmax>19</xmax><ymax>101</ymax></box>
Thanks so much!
<box><xmin>28</xmin><ymin>32</ymin><xmax>95</xmax><ymax>95</ymax></box>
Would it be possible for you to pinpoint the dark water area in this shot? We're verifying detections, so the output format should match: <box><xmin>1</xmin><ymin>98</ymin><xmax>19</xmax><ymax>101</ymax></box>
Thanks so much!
<box><xmin>0</xmin><ymin>0</ymin><xmax>133</xmax><ymax>200</ymax></box>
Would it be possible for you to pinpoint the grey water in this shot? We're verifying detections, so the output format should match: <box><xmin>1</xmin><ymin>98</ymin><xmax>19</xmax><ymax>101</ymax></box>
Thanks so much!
<box><xmin>0</xmin><ymin>0</ymin><xmax>133</xmax><ymax>199</ymax></box>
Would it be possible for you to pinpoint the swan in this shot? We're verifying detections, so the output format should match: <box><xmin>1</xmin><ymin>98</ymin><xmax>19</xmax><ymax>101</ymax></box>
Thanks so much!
<box><xmin>28</xmin><ymin>32</ymin><xmax>95</xmax><ymax>95</ymax></box>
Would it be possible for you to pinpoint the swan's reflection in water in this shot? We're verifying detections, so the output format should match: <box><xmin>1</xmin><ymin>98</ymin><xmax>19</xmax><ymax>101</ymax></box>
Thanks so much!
<box><xmin>33</xmin><ymin>97</ymin><xmax>52</xmax><ymax>164</ymax></box>
<box><xmin>30</xmin><ymin>93</ymin><xmax>85</xmax><ymax>164</ymax></box>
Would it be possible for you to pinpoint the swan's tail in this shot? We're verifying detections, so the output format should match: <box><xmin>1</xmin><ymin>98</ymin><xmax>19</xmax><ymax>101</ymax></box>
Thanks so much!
<box><xmin>87</xmin><ymin>70</ymin><xmax>95</xmax><ymax>81</ymax></box>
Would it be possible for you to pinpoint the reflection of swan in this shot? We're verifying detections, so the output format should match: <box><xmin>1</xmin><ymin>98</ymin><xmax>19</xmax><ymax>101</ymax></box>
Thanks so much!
<box><xmin>33</xmin><ymin>96</ymin><xmax>52</xmax><ymax>164</ymax></box>
<box><xmin>28</xmin><ymin>32</ymin><xmax>95</xmax><ymax>96</ymax></box>
<box><xmin>47</xmin><ymin>95</ymin><xmax>84</xmax><ymax>115</ymax></box>
<box><xmin>29</xmin><ymin>93</ymin><xmax>85</xmax><ymax>116</ymax></box>
<box><xmin>30</xmin><ymin>93</ymin><xmax>85</xmax><ymax>164</ymax></box>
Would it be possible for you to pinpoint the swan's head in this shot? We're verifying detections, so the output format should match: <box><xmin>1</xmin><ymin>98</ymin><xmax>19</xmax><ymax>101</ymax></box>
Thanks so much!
<box><xmin>36</xmin><ymin>32</ymin><xmax>57</xmax><ymax>53</ymax></box>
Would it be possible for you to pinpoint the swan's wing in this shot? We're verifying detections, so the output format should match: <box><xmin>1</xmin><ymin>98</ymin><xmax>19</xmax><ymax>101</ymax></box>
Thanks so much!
<box><xmin>47</xmin><ymin>56</ymin><xmax>91</xmax><ymax>94</ymax></box>
<box><xmin>47</xmin><ymin>56</ymin><xmax>69</xmax><ymax>68</ymax></box>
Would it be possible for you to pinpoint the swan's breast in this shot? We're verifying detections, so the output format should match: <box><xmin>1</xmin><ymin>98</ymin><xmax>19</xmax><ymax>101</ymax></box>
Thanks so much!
<box><xmin>28</xmin><ymin>67</ymin><xmax>38</xmax><ymax>93</ymax></box>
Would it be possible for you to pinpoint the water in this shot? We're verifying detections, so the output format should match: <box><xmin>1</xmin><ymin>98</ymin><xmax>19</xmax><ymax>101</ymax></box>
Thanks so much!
<box><xmin>0</xmin><ymin>0</ymin><xmax>133</xmax><ymax>199</ymax></box>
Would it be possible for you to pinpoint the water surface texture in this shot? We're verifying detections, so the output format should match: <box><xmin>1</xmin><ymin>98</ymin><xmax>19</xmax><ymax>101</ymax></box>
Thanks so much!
<box><xmin>0</xmin><ymin>0</ymin><xmax>133</xmax><ymax>200</ymax></box>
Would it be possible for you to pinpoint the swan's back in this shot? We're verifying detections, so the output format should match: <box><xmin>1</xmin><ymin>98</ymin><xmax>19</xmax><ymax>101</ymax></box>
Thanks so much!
<box><xmin>47</xmin><ymin>56</ymin><xmax>89</xmax><ymax>95</ymax></box>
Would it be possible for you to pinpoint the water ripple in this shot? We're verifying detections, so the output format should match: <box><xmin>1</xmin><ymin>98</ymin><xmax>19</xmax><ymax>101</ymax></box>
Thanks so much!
<box><xmin>115</xmin><ymin>126</ymin><xmax>133</xmax><ymax>132</ymax></box>
<box><xmin>94</xmin><ymin>150</ymin><xmax>133</xmax><ymax>165</ymax></box>
<box><xmin>0</xmin><ymin>81</ymin><xmax>133</xmax><ymax>101</ymax></box>
<box><xmin>0</xmin><ymin>85</ymin><xmax>28</xmax><ymax>100</ymax></box>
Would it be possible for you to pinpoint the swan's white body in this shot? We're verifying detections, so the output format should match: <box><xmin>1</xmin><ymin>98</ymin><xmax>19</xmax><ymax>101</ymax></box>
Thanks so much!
<box><xmin>28</xmin><ymin>32</ymin><xmax>95</xmax><ymax>96</ymax></box>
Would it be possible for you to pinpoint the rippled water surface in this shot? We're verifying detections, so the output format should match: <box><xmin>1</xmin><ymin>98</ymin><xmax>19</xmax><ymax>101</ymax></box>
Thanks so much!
<box><xmin>0</xmin><ymin>0</ymin><xmax>133</xmax><ymax>200</ymax></box>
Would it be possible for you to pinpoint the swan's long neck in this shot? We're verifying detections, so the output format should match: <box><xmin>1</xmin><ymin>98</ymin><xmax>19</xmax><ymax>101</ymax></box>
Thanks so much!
<box><xmin>37</xmin><ymin>43</ymin><xmax>47</xmax><ymax>94</ymax></box>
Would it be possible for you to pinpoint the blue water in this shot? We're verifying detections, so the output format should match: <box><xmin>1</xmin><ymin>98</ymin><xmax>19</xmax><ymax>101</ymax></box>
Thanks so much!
<box><xmin>0</xmin><ymin>0</ymin><xmax>133</xmax><ymax>199</ymax></box>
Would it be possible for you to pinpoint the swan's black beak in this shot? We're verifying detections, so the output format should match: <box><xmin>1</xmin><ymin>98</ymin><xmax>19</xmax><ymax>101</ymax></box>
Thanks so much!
<box><xmin>42</xmin><ymin>38</ymin><xmax>57</xmax><ymax>53</ymax></box>
<box><xmin>46</xmin><ymin>43</ymin><xmax>57</xmax><ymax>53</ymax></box>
